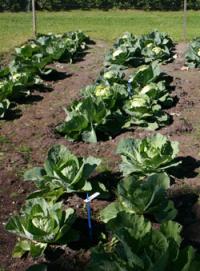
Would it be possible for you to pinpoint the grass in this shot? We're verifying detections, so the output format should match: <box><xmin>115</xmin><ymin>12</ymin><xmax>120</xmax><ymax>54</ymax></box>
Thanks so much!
<box><xmin>0</xmin><ymin>9</ymin><xmax>200</xmax><ymax>54</ymax></box>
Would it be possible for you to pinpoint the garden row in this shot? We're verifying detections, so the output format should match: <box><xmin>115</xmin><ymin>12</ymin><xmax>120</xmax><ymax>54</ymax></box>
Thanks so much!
<box><xmin>56</xmin><ymin>31</ymin><xmax>176</xmax><ymax>142</ymax></box>
<box><xmin>4</xmin><ymin>31</ymin><xmax>200</xmax><ymax>270</ymax></box>
<box><xmin>0</xmin><ymin>30</ymin><xmax>90</xmax><ymax>118</ymax></box>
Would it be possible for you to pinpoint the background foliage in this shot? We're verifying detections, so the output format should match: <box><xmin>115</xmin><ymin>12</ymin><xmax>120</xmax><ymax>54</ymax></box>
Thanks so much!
<box><xmin>1</xmin><ymin>0</ymin><xmax>200</xmax><ymax>11</ymax></box>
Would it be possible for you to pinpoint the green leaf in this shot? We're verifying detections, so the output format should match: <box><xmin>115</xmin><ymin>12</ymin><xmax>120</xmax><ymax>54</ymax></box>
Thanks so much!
<box><xmin>82</xmin><ymin>125</ymin><xmax>97</xmax><ymax>143</ymax></box>
<box><xmin>30</xmin><ymin>242</ymin><xmax>47</xmax><ymax>258</ymax></box>
<box><xmin>100</xmin><ymin>202</ymin><xmax>121</xmax><ymax>223</ymax></box>
<box><xmin>160</xmin><ymin>221</ymin><xmax>182</xmax><ymax>246</ymax></box>
<box><xmin>24</xmin><ymin>167</ymin><xmax>46</xmax><ymax>182</ymax></box>
<box><xmin>13</xmin><ymin>239</ymin><xmax>31</xmax><ymax>258</ymax></box>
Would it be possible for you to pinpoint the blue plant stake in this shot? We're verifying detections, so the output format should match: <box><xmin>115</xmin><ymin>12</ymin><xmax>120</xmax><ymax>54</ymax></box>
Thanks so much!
<box><xmin>128</xmin><ymin>79</ymin><xmax>133</xmax><ymax>97</ymax></box>
<box><xmin>86</xmin><ymin>193</ymin><xmax>93</xmax><ymax>241</ymax></box>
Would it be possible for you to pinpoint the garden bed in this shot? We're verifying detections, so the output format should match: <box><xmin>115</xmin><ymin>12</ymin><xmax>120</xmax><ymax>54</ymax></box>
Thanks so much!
<box><xmin>1</xmin><ymin>40</ymin><xmax>200</xmax><ymax>271</ymax></box>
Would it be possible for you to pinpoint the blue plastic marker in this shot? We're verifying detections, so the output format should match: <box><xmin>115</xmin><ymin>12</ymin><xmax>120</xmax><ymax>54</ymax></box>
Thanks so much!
<box><xmin>86</xmin><ymin>193</ymin><xmax>92</xmax><ymax>241</ymax></box>
<box><xmin>85</xmin><ymin>192</ymin><xmax>100</xmax><ymax>241</ymax></box>
<box><xmin>127</xmin><ymin>79</ymin><xmax>133</xmax><ymax>97</ymax></box>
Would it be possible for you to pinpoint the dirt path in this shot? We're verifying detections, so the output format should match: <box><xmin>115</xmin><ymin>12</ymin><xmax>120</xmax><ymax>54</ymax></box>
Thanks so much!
<box><xmin>1</xmin><ymin>41</ymin><xmax>200</xmax><ymax>270</ymax></box>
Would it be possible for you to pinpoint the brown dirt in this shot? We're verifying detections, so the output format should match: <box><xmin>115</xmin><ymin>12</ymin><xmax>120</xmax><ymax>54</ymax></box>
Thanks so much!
<box><xmin>1</xmin><ymin>41</ymin><xmax>200</xmax><ymax>270</ymax></box>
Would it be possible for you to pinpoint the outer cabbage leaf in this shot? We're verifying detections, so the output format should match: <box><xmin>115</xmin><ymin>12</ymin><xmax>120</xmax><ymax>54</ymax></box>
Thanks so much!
<box><xmin>0</xmin><ymin>99</ymin><xmax>10</xmax><ymax>118</ymax></box>
<box><xmin>129</xmin><ymin>61</ymin><xmax>161</xmax><ymax>90</ymax></box>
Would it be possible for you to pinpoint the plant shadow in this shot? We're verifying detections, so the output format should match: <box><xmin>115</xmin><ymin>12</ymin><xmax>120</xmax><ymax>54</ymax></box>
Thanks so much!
<box><xmin>173</xmin><ymin>192</ymin><xmax>199</xmax><ymax>226</ymax></box>
<box><xmin>168</xmin><ymin>156</ymin><xmax>200</xmax><ymax>179</ymax></box>
<box><xmin>90</xmin><ymin>171</ymin><xmax>121</xmax><ymax>200</ymax></box>
<box><xmin>69</xmin><ymin>217</ymin><xmax>106</xmax><ymax>250</ymax></box>
<box><xmin>14</xmin><ymin>94</ymin><xmax>44</xmax><ymax>105</ymax></box>
<box><xmin>40</xmin><ymin>70</ymin><xmax>71</xmax><ymax>82</ymax></box>
<box><xmin>171</xmin><ymin>190</ymin><xmax>200</xmax><ymax>250</ymax></box>
<box><xmin>3</xmin><ymin>105</ymin><xmax>22</xmax><ymax>121</ymax></box>
<box><xmin>72</xmin><ymin>50</ymin><xmax>90</xmax><ymax>64</ymax></box>
<box><xmin>161</xmin><ymin>72</ymin><xmax>174</xmax><ymax>87</ymax></box>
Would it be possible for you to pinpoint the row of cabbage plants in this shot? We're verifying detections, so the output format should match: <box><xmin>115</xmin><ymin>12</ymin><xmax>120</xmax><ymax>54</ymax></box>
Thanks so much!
<box><xmin>0</xmin><ymin>30</ymin><xmax>90</xmax><ymax>118</ymax></box>
<box><xmin>106</xmin><ymin>31</ymin><xmax>200</xmax><ymax>70</ymax></box>
<box><xmin>56</xmin><ymin>30</ymin><xmax>175</xmax><ymax>143</ymax></box>
<box><xmin>104</xmin><ymin>30</ymin><xmax>175</xmax><ymax>67</ymax></box>
<box><xmin>84</xmin><ymin>31</ymin><xmax>200</xmax><ymax>271</ymax></box>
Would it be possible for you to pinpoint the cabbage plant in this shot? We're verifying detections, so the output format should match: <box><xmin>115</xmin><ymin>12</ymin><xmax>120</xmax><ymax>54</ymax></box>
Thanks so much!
<box><xmin>56</xmin><ymin>96</ymin><xmax>110</xmax><ymax>142</ymax></box>
<box><xmin>141</xmin><ymin>30</ymin><xmax>174</xmax><ymax>63</ymax></box>
<box><xmin>185</xmin><ymin>37</ymin><xmax>200</xmax><ymax>68</ymax></box>
<box><xmin>5</xmin><ymin>198</ymin><xmax>78</xmax><ymax>258</ymax></box>
<box><xmin>123</xmin><ymin>93</ymin><xmax>170</xmax><ymax>130</ymax></box>
<box><xmin>82</xmin><ymin>83</ymin><xmax>128</xmax><ymax>111</ymax></box>
<box><xmin>104</xmin><ymin>32</ymin><xmax>143</xmax><ymax>66</ymax></box>
<box><xmin>0</xmin><ymin>69</ymin><xmax>42</xmax><ymax>119</ymax></box>
<box><xmin>56</xmin><ymin>96</ymin><xmax>126</xmax><ymax>143</ymax></box>
<box><xmin>128</xmin><ymin>63</ymin><xmax>173</xmax><ymax>107</ymax></box>
<box><xmin>142</xmin><ymin>44</ymin><xmax>171</xmax><ymax>63</ymax></box>
<box><xmin>100</xmin><ymin>173</ymin><xmax>177</xmax><ymax>223</ymax></box>
<box><xmin>24</xmin><ymin>144</ymin><xmax>103</xmax><ymax>199</ymax></box>
<box><xmin>88</xmin><ymin>213</ymin><xmax>200</xmax><ymax>271</ymax></box>
<box><xmin>117</xmin><ymin>133</ymin><xmax>180</xmax><ymax>177</ymax></box>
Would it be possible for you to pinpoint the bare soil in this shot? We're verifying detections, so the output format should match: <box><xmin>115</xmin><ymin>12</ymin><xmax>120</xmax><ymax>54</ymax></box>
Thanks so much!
<box><xmin>1</xmin><ymin>41</ymin><xmax>200</xmax><ymax>270</ymax></box>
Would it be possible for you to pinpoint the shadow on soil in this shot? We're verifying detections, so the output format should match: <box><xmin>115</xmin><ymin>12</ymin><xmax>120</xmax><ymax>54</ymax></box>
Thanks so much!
<box><xmin>171</xmin><ymin>191</ymin><xmax>200</xmax><ymax>250</ymax></box>
<box><xmin>3</xmin><ymin>106</ymin><xmax>22</xmax><ymax>121</ymax></box>
<box><xmin>169</xmin><ymin>156</ymin><xmax>200</xmax><ymax>179</ymax></box>
<box><xmin>40</xmin><ymin>70</ymin><xmax>72</xmax><ymax>82</ymax></box>
<box><xmin>73</xmin><ymin>51</ymin><xmax>91</xmax><ymax>64</ymax></box>
<box><xmin>15</xmin><ymin>94</ymin><xmax>44</xmax><ymax>105</ymax></box>
<box><xmin>89</xmin><ymin>171</ymin><xmax>121</xmax><ymax>200</ymax></box>
<box><xmin>39</xmin><ymin>217</ymin><xmax>105</xmax><ymax>271</ymax></box>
